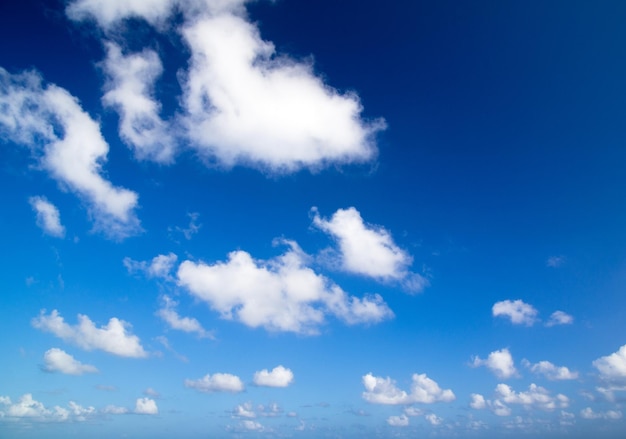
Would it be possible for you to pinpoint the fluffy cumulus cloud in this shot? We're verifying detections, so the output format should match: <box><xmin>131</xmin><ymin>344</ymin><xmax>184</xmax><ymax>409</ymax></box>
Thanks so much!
<box><xmin>495</xmin><ymin>383</ymin><xmax>569</xmax><ymax>411</ymax></box>
<box><xmin>593</xmin><ymin>344</ymin><xmax>626</xmax><ymax>381</ymax></box>
<box><xmin>42</xmin><ymin>348</ymin><xmax>98</xmax><ymax>375</ymax></box>
<box><xmin>523</xmin><ymin>359</ymin><xmax>578</xmax><ymax>380</ymax></box>
<box><xmin>470</xmin><ymin>393</ymin><xmax>487</xmax><ymax>409</ymax></box>
<box><xmin>66</xmin><ymin>0</ymin><xmax>177</xmax><ymax>29</ymax></box>
<box><xmin>101</xmin><ymin>43</ymin><xmax>174</xmax><ymax>163</ymax></box>
<box><xmin>176</xmin><ymin>240</ymin><xmax>393</xmax><ymax>334</ymax></box>
<box><xmin>492</xmin><ymin>300</ymin><xmax>538</xmax><ymax>326</ymax></box>
<box><xmin>362</xmin><ymin>373</ymin><xmax>455</xmax><ymax>405</ymax></box>
<box><xmin>425</xmin><ymin>413</ymin><xmax>443</xmax><ymax>426</ymax></box>
<box><xmin>185</xmin><ymin>372</ymin><xmax>244</xmax><ymax>393</ymax></box>
<box><xmin>472</xmin><ymin>348</ymin><xmax>518</xmax><ymax>379</ymax></box>
<box><xmin>253</xmin><ymin>365</ymin><xmax>294</xmax><ymax>388</ymax></box>
<box><xmin>0</xmin><ymin>68</ymin><xmax>140</xmax><ymax>239</ymax></box>
<box><xmin>32</xmin><ymin>310</ymin><xmax>147</xmax><ymax>358</ymax></box>
<box><xmin>546</xmin><ymin>310</ymin><xmax>574</xmax><ymax>327</ymax></box>
<box><xmin>387</xmin><ymin>414</ymin><xmax>409</xmax><ymax>427</ymax></box>
<box><xmin>312</xmin><ymin>207</ymin><xmax>427</xmax><ymax>292</ymax></box>
<box><xmin>0</xmin><ymin>394</ymin><xmax>95</xmax><ymax>422</ymax></box>
<box><xmin>580</xmin><ymin>407</ymin><xmax>622</xmax><ymax>420</ymax></box>
<box><xmin>134</xmin><ymin>398</ymin><xmax>158</xmax><ymax>415</ymax></box>
<box><xmin>29</xmin><ymin>196</ymin><xmax>65</xmax><ymax>238</ymax></box>
<box><xmin>156</xmin><ymin>295</ymin><xmax>213</xmax><ymax>338</ymax></box>
<box><xmin>124</xmin><ymin>252</ymin><xmax>178</xmax><ymax>280</ymax></box>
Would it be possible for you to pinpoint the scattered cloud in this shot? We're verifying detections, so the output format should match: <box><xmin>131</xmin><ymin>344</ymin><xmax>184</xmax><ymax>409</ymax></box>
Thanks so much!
<box><xmin>0</xmin><ymin>394</ymin><xmax>95</xmax><ymax>422</ymax></box>
<box><xmin>425</xmin><ymin>413</ymin><xmax>443</xmax><ymax>426</ymax></box>
<box><xmin>362</xmin><ymin>373</ymin><xmax>455</xmax><ymax>405</ymax></box>
<box><xmin>580</xmin><ymin>407</ymin><xmax>622</xmax><ymax>420</ymax></box>
<box><xmin>471</xmin><ymin>348</ymin><xmax>518</xmax><ymax>379</ymax></box>
<box><xmin>522</xmin><ymin>359</ymin><xmax>578</xmax><ymax>380</ymax></box>
<box><xmin>546</xmin><ymin>256</ymin><xmax>565</xmax><ymax>268</ymax></box>
<box><xmin>0</xmin><ymin>68</ymin><xmax>141</xmax><ymax>239</ymax></box>
<box><xmin>253</xmin><ymin>365</ymin><xmax>294</xmax><ymax>388</ymax></box>
<box><xmin>241</xmin><ymin>419</ymin><xmax>264</xmax><ymax>431</ymax></box>
<box><xmin>156</xmin><ymin>295</ymin><xmax>213</xmax><ymax>338</ymax></box>
<box><xmin>42</xmin><ymin>348</ymin><xmax>98</xmax><ymax>375</ymax></box>
<box><xmin>172</xmin><ymin>212</ymin><xmax>201</xmax><ymax>240</ymax></box>
<box><xmin>143</xmin><ymin>388</ymin><xmax>160</xmax><ymax>398</ymax></box>
<box><xmin>176</xmin><ymin>239</ymin><xmax>393</xmax><ymax>334</ymax></box>
<box><xmin>66</xmin><ymin>0</ymin><xmax>177</xmax><ymax>29</ymax></box>
<box><xmin>124</xmin><ymin>253</ymin><xmax>178</xmax><ymax>281</ymax></box>
<box><xmin>232</xmin><ymin>402</ymin><xmax>256</xmax><ymax>419</ymax></box>
<box><xmin>546</xmin><ymin>310</ymin><xmax>573</xmax><ymax>327</ymax></box>
<box><xmin>185</xmin><ymin>373</ymin><xmax>244</xmax><ymax>393</ymax></box>
<box><xmin>134</xmin><ymin>397</ymin><xmax>158</xmax><ymax>415</ymax></box>
<box><xmin>469</xmin><ymin>393</ymin><xmax>487</xmax><ymax>409</ymax></box>
<box><xmin>29</xmin><ymin>196</ymin><xmax>65</xmax><ymax>238</ymax></box>
<box><xmin>32</xmin><ymin>309</ymin><xmax>147</xmax><ymax>358</ymax></box>
<box><xmin>492</xmin><ymin>300</ymin><xmax>538</xmax><ymax>326</ymax></box>
<box><xmin>495</xmin><ymin>383</ymin><xmax>569</xmax><ymax>411</ymax></box>
<box><xmin>312</xmin><ymin>207</ymin><xmax>427</xmax><ymax>292</ymax></box>
<box><xmin>102</xmin><ymin>405</ymin><xmax>129</xmax><ymax>415</ymax></box>
<box><xmin>593</xmin><ymin>344</ymin><xmax>626</xmax><ymax>381</ymax></box>
<box><xmin>387</xmin><ymin>414</ymin><xmax>409</xmax><ymax>427</ymax></box>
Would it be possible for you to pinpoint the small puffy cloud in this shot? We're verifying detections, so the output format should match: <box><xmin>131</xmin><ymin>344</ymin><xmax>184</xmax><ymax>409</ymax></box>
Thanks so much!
<box><xmin>580</xmin><ymin>407</ymin><xmax>622</xmax><ymax>420</ymax></box>
<box><xmin>180</xmin><ymin>13</ymin><xmax>383</xmax><ymax>173</ymax></box>
<box><xmin>387</xmin><ymin>414</ymin><xmax>409</xmax><ymax>427</ymax></box>
<box><xmin>425</xmin><ymin>413</ymin><xmax>443</xmax><ymax>426</ymax></box>
<box><xmin>523</xmin><ymin>359</ymin><xmax>578</xmax><ymax>380</ymax></box>
<box><xmin>469</xmin><ymin>393</ymin><xmax>487</xmax><ymax>409</ymax></box>
<box><xmin>0</xmin><ymin>394</ymin><xmax>95</xmax><ymax>422</ymax></box>
<box><xmin>42</xmin><ymin>348</ymin><xmax>98</xmax><ymax>375</ymax></box>
<box><xmin>29</xmin><ymin>196</ymin><xmax>65</xmax><ymax>238</ymax></box>
<box><xmin>471</xmin><ymin>348</ymin><xmax>518</xmax><ymax>379</ymax></box>
<box><xmin>66</xmin><ymin>0</ymin><xmax>176</xmax><ymax>29</ymax></box>
<box><xmin>593</xmin><ymin>344</ymin><xmax>626</xmax><ymax>381</ymax></box>
<box><xmin>253</xmin><ymin>365</ymin><xmax>294</xmax><ymax>388</ymax></box>
<box><xmin>124</xmin><ymin>253</ymin><xmax>178</xmax><ymax>280</ymax></box>
<box><xmin>242</xmin><ymin>420</ymin><xmax>264</xmax><ymax>431</ymax></box>
<box><xmin>233</xmin><ymin>402</ymin><xmax>256</xmax><ymax>418</ymax></box>
<box><xmin>32</xmin><ymin>309</ymin><xmax>147</xmax><ymax>358</ymax></box>
<box><xmin>492</xmin><ymin>300</ymin><xmax>538</xmax><ymax>326</ymax></box>
<box><xmin>546</xmin><ymin>310</ymin><xmax>574</xmax><ymax>327</ymax></box>
<box><xmin>185</xmin><ymin>373</ymin><xmax>244</xmax><ymax>393</ymax></box>
<box><xmin>134</xmin><ymin>397</ymin><xmax>158</xmax><ymax>415</ymax></box>
<box><xmin>546</xmin><ymin>256</ymin><xmax>565</xmax><ymax>268</ymax></box>
<box><xmin>101</xmin><ymin>43</ymin><xmax>174</xmax><ymax>163</ymax></box>
<box><xmin>362</xmin><ymin>373</ymin><xmax>455</xmax><ymax>405</ymax></box>
<box><xmin>404</xmin><ymin>406</ymin><xmax>423</xmax><ymax>417</ymax></box>
<box><xmin>156</xmin><ymin>295</ymin><xmax>213</xmax><ymax>338</ymax></box>
<box><xmin>495</xmin><ymin>383</ymin><xmax>569</xmax><ymax>411</ymax></box>
<box><xmin>177</xmin><ymin>240</ymin><xmax>393</xmax><ymax>334</ymax></box>
<box><xmin>0</xmin><ymin>68</ymin><xmax>140</xmax><ymax>239</ymax></box>
<box><xmin>312</xmin><ymin>207</ymin><xmax>427</xmax><ymax>292</ymax></box>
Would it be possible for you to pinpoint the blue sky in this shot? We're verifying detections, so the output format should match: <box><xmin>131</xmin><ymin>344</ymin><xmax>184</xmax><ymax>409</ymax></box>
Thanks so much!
<box><xmin>1</xmin><ymin>0</ymin><xmax>626</xmax><ymax>437</ymax></box>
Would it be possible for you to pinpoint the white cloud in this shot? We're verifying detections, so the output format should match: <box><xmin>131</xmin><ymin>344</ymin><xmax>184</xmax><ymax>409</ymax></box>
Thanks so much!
<box><xmin>472</xmin><ymin>348</ymin><xmax>518</xmax><ymax>379</ymax></box>
<box><xmin>362</xmin><ymin>373</ymin><xmax>455</xmax><ymax>405</ymax></box>
<box><xmin>176</xmin><ymin>240</ymin><xmax>393</xmax><ymax>334</ymax></box>
<box><xmin>253</xmin><ymin>365</ymin><xmax>294</xmax><ymax>388</ymax></box>
<box><xmin>425</xmin><ymin>413</ymin><xmax>443</xmax><ymax>426</ymax></box>
<box><xmin>66</xmin><ymin>0</ymin><xmax>176</xmax><ymax>29</ymax></box>
<box><xmin>134</xmin><ymin>397</ymin><xmax>158</xmax><ymax>415</ymax></box>
<box><xmin>42</xmin><ymin>348</ymin><xmax>98</xmax><ymax>375</ymax></box>
<box><xmin>0</xmin><ymin>394</ymin><xmax>95</xmax><ymax>422</ymax></box>
<box><xmin>403</xmin><ymin>406</ymin><xmax>423</xmax><ymax>417</ymax></box>
<box><xmin>124</xmin><ymin>253</ymin><xmax>178</xmax><ymax>280</ymax></box>
<box><xmin>156</xmin><ymin>295</ymin><xmax>213</xmax><ymax>338</ymax></box>
<box><xmin>593</xmin><ymin>344</ymin><xmax>626</xmax><ymax>381</ymax></box>
<box><xmin>232</xmin><ymin>402</ymin><xmax>256</xmax><ymax>418</ymax></box>
<box><xmin>29</xmin><ymin>196</ymin><xmax>65</xmax><ymax>238</ymax></box>
<box><xmin>0</xmin><ymin>68</ymin><xmax>140</xmax><ymax>239</ymax></box>
<box><xmin>312</xmin><ymin>207</ymin><xmax>427</xmax><ymax>292</ymax></box>
<box><xmin>143</xmin><ymin>388</ymin><xmax>160</xmax><ymax>398</ymax></box>
<box><xmin>546</xmin><ymin>256</ymin><xmax>565</xmax><ymax>268</ymax></box>
<box><xmin>469</xmin><ymin>393</ymin><xmax>487</xmax><ymax>410</ymax></box>
<box><xmin>492</xmin><ymin>300</ymin><xmax>538</xmax><ymax>326</ymax></box>
<box><xmin>185</xmin><ymin>373</ymin><xmax>244</xmax><ymax>393</ymax></box>
<box><xmin>101</xmin><ymin>43</ymin><xmax>175</xmax><ymax>163</ymax></box>
<box><xmin>491</xmin><ymin>399</ymin><xmax>511</xmax><ymax>417</ymax></box>
<box><xmin>180</xmin><ymin>13</ymin><xmax>383</xmax><ymax>173</ymax></box>
<box><xmin>596</xmin><ymin>384</ymin><xmax>626</xmax><ymax>402</ymax></box>
<box><xmin>242</xmin><ymin>420</ymin><xmax>264</xmax><ymax>431</ymax></box>
<box><xmin>495</xmin><ymin>383</ymin><xmax>569</xmax><ymax>411</ymax></box>
<box><xmin>387</xmin><ymin>414</ymin><xmax>409</xmax><ymax>427</ymax></box>
<box><xmin>102</xmin><ymin>405</ymin><xmax>129</xmax><ymax>415</ymax></box>
<box><xmin>546</xmin><ymin>310</ymin><xmax>574</xmax><ymax>327</ymax></box>
<box><xmin>580</xmin><ymin>407</ymin><xmax>622</xmax><ymax>420</ymax></box>
<box><xmin>523</xmin><ymin>359</ymin><xmax>578</xmax><ymax>380</ymax></box>
<box><xmin>32</xmin><ymin>309</ymin><xmax>147</xmax><ymax>358</ymax></box>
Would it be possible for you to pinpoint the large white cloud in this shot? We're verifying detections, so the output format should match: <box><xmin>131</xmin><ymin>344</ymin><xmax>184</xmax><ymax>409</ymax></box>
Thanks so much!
<box><xmin>593</xmin><ymin>344</ymin><xmax>626</xmax><ymax>381</ymax></box>
<box><xmin>362</xmin><ymin>373</ymin><xmax>455</xmax><ymax>405</ymax></box>
<box><xmin>471</xmin><ymin>348</ymin><xmax>518</xmax><ymax>379</ymax></box>
<box><xmin>42</xmin><ymin>348</ymin><xmax>98</xmax><ymax>375</ymax></box>
<box><xmin>176</xmin><ymin>240</ymin><xmax>393</xmax><ymax>334</ymax></box>
<box><xmin>179</xmin><ymin>13</ymin><xmax>383</xmax><ymax>173</ymax></box>
<box><xmin>0</xmin><ymin>394</ymin><xmax>95</xmax><ymax>422</ymax></box>
<box><xmin>101</xmin><ymin>43</ymin><xmax>175</xmax><ymax>163</ymax></box>
<box><xmin>156</xmin><ymin>295</ymin><xmax>213</xmax><ymax>338</ymax></box>
<box><xmin>492</xmin><ymin>300</ymin><xmax>538</xmax><ymax>326</ymax></box>
<box><xmin>0</xmin><ymin>68</ymin><xmax>140</xmax><ymax>239</ymax></box>
<box><xmin>29</xmin><ymin>196</ymin><xmax>65</xmax><ymax>238</ymax></box>
<box><xmin>32</xmin><ymin>310</ymin><xmax>147</xmax><ymax>358</ymax></box>
<box><xmin>312</xmin><ymin>207</ymin><xmax>427</xmax><ymax>292</ymax></box>
<box><xmin>523</xmin><ymin>359</ymin><xmax>578</xmax><ymax>380</ymax></box>
<box><xmin>185</xmin><ymin>372</ymin><xmax>244</xmax><ymax>393</ymax></box>
<box><xmin>253</xmin><ymin>365</ymin><xmax>294</xmax><ymax>388</ymax></box>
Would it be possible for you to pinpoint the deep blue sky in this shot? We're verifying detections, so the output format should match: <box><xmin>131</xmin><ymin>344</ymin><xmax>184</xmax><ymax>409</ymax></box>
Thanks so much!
<box><xmin>1</xmin><ymin>0</ymin><xmax>626</xmax><ymax>437</ymax></box>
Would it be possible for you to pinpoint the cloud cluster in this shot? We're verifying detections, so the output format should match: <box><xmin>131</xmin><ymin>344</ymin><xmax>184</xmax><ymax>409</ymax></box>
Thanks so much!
<box><xmin>185</xmin><ymin>373</ymin><xmax>244</xmax><ymax>393</ymax></box>
<box><xmin>580</xmin><ymin>407</ymin><xmax>622</xmax><ymax>420</ymax></box>
<box><xmin>312</xmin><ymin>207</ymin><xmax>427</xmax><ymax>292</ymax></box>
<box><xmin>29</xmin><ymin>196</ymin><xmax>65</xmax><ymax>238</ymax></box>
<box><xmin>232</xmin><ymin>402</ymin><xmax>284</xmax><ymax>419</ymax></box>
<box><xmin>0</xmin><ymin>68</ymin><xmax>140</xmax><ymax>239</ymax></box>
<box><xmin>362</xmin><ymin>373</ymin><xmax>455</xmax><ymax>405</ymax></box>
<box><xmin>253</xmin><ymin>366</ymin><xmax>294</xmax><ymax>388</ymax></box>
<box><xmin>471</xmin><ymin>348</ymin><xmax>518</xmax><ymax>379</ymax></box>
<box><xmin>32</xmin><ymin>310</ymin><xmax>147</xmax><ymax>358</ymax></box>
<box><xmin>177</xmin><ymin>240</ymin><xmax>393</xmax><ymax>334</ymax></box>
<box><xmin>42</xmin><ymin>348</ymin><xmax>98</xmax><ymax>375</ymax></box>
<box><xmin>470</xmin><ymin>384</ymin><xmax>569</xmax><ymax>416</ymax></box>
<box><xmin>0</xmin><ymin>394</ymin><xmax>95</xmax><ymax>422</ymax></box>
